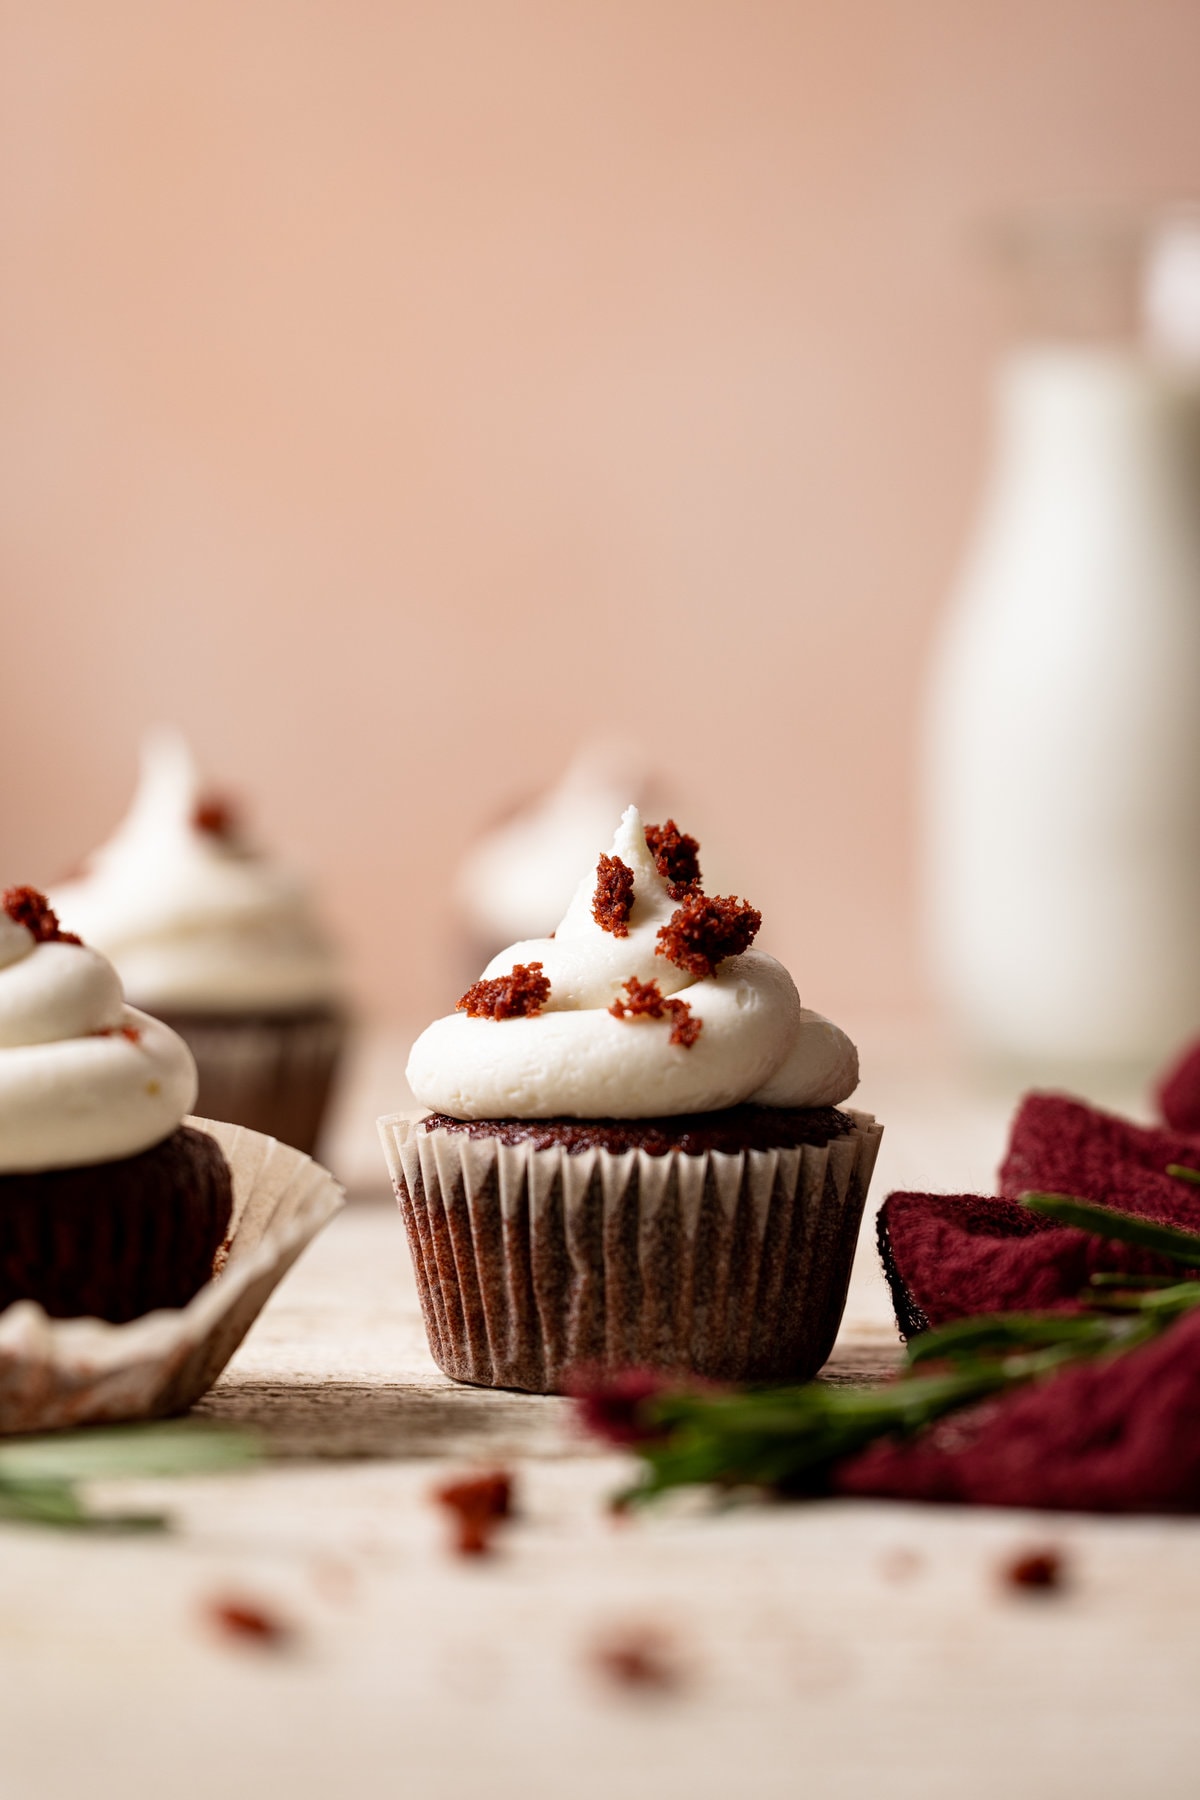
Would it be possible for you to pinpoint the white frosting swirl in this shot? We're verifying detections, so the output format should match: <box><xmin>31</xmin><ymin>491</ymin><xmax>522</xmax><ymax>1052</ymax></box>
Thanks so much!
<box><xmin>407</xmin><ymin>807</ymin><xmax>858</xmax><ymax>1119</ymax></box>
<box><xmin>0</xmin><ymin>911</ymin><xmax>198</xmax><ymax>1172</ymax></box>
<box><xmin>51</xmin><ymin>730</ymin><xmax>340</xmax><ymax>1014</ymax></box>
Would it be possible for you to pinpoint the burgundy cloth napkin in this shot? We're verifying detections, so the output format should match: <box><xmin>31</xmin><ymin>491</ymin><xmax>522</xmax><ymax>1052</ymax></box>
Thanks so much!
<box><xmin>849</xmin><ymin>1070</ymin><xmax>1200</xmax><ymax>1512</ymax></box>
<box><xmin>835</xmin><ymin>1308</ymin><xmax>1200</xmax><ymax>1512</ymax></box>
<box><xmin>878</xmin><ymin>1093</ymin><xmax>1200</xmax><ymax>1334</ymax></box>
<box><xmin>1156</xmin><ymin>1038</ymin><xmax>1200</xmax><ymax>1133</ymax></box>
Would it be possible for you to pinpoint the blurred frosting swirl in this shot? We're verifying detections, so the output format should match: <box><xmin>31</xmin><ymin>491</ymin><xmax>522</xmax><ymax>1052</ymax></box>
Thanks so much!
<box><xmin>0</xmin><ymin>899</ymin><xmax>197</xmax><ymax>1172</ymax></box>
<box><xmin>455</xmin><ymin>742</ymin><xmax>649</xmax><ymax>947</ymax></box>
<box><xmin>407</xmin><ymin>806</ymin><xmax>858</xmax><ymax>1120</ymax></box>
<box><xmin>51</xmin><ymin>730</ymin><xmax>340</xmax><ymax>1014</ymax></box>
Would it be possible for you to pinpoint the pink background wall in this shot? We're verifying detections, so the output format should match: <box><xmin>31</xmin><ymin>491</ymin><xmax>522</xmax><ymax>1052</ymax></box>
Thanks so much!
<box><xmin>3</xmin><ymin>2</ymin><xmax>1198</xmax><ymax>1030</ymax></box>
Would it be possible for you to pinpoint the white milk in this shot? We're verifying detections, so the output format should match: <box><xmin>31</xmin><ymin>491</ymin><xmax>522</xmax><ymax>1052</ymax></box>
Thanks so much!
<box><xmin>923</xmin><ymin>346</ymin><xmax>1200</xmax><ymax>1069</ymax></box>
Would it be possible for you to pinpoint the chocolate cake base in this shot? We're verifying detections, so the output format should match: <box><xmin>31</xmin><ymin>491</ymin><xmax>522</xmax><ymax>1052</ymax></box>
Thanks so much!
<box><xmin>146</xmin><ymin>1005</ymin><xmax>345</xmax><ymax>1156</ymax></box>
<box><xmin>382</xmin><ymin>1106</ymin><xmax>884</xmax><ymax>1394</ymax></box>
<box><xmin>421</xmin><ymin>1104</ymin><xmax>858</xmax><ymax>1158</ymax></box>
<box><xmin>0</xmin><ymin>1125</ymin><xmax>233</xmax><ymax>1323</ymax></box>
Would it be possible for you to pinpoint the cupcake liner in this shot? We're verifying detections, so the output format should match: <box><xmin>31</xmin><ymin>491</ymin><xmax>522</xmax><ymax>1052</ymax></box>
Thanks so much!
<box><xmin>378</xmin><ymin>1110</ymin><xmax>883</xmax><ymax>1393</ymax></box>
<box><xmin>0</xmin><ymin>1118</ymin><xmax>344</xmax><ymax>1435</ymax></box>
<box><xmin>150</xmin><ymin>1008</ymin><xmax>347</xmax><ymax>1156</ymax></box>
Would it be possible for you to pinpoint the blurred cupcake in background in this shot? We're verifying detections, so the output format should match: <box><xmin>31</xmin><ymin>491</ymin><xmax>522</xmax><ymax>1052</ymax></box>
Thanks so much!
<box><xmin>454</xmin><ymin>741</ymin><xmax>653</xmax><ymax>970</ymax></box>
<box><xmin>52</xmin><ymin>729</ymin><xmax>345</xmax><ymax>1155</ymax></box>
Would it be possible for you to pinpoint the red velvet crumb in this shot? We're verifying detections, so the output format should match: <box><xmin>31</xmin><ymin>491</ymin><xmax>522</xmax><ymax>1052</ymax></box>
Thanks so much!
<box><xmin>192</xmin><ymin>794</ymin><xmax>240</xmax><ymax>839</ymax></box>
<box><xmin>1003</xmin><ymin>1549</ymin><xmax>1064</xmax><ymax>1592</ymax></box>
<box><xmin>457</xmin><ymin>962</ymin><xmax>550</xmax><ymax>1020</ymax></box>
<box><xmin>433</xmin><ymin>1470</ymin><xmax>513</xmax><ymax>1556</ymax></box>
<box><xmin>644</xmin><ymin>819</ymin><xmax>701</xmax><ymax>899</ymax></box>
<box><xmin>590</xmin><ymin>1625</ymin><xmax>684</xmax><ymax>1692</ymax></box>
<box><xmin>609</xmin><ymin>975</ymin><xmax>666</xmax><ymax>1020</ymax></box>
<box><xmin>204</xmin><ymin>1596</ymin><xmax>292</xmax><ymax>1648</ymax></box>
<box><xmin>2</xmin><ymin>887</ymin><xmax>82</xmax><ymax>946</ymax></box>
<box><xmin>655</xmin><ymin>893</ymin><xmax>760</xmax><ymax>979</ymax></box>
<box><xmin>608</xmin><ymin>976</ymin><xmax>702</xmax><ymax>1048</ymax></box>
<box><xmin>592</xmin><ymin>854</ymin><xmax>635</xmax><ymax>936</ymax></box>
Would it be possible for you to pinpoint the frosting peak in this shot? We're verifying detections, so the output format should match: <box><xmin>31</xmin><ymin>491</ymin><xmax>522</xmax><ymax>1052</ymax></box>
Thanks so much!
<box><xmin>407</xmin><ymin>809</ymin><xmax>859</xmax><ymax>1121</ymax></box>
<box><xmin>51</xmin><ymin>730</ymin><xmax>340</xmax><ymax>1014</ymax></box>
<box><xmin>0</xmin><ymin>890</ymin><xmax>197</xmax><ymax>1172</ymax></box>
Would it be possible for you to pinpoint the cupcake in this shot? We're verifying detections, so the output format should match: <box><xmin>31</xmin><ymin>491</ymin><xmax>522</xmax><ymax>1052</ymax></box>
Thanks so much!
<box><xmin>380</xmin><ymin>807</ymin><xmax>882</xmax><ymax>1393</ymax></box>
<box><xmin>52</xmin><ymin>730</ymin><xmax>345</xmax><ymax>1156</ymax></box>
<box><xmin>0</xmin><ymin>885</ymin><xmax>232</xmax><ymax>1323</ymax></box>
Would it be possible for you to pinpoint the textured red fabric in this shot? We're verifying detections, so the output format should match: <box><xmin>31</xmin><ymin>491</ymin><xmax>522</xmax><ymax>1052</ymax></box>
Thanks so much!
<box><xmin>1000</xmin><ymin>1092</ymin><xmax>1200</xmax><ymax>1218</ymax></box>
<box><xmin>876</xmin><ymin>1192</ymin><xmax>1172</xmax><ymax>1333</ymax></box>
<box><xmin>1156</xmin><ymin>1039</ymin><xmax>1200</xmax><ymax>1134</ymax></box>
<box><xmin>862</xmin><ymin>1084</ymin><xmax>1200</xmax><ymax>1511</ymax></box>
<box><xmin>878</xmin><ymin>1093</ymin><xmax>1200</xmax><ymax>1334</ymax></box>
<box><xmin>834</xmin><ymin>1309</ymin><xmax>1200</xmax><ymax>1513</ymax></box>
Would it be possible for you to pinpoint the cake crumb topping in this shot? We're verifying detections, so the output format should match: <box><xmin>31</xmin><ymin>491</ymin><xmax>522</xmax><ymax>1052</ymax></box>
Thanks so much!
<box><xmin>655</xmin><ymin>893</ymin><xmax>761</xmax><ymax>979</ymax></box>
<box><xmin>192</xmin><ymin>794</ymin><xmax>240</xmax><ymax>840</ymax></box>
<box><xmin>644</xmin><ymin>820</ymin><xmax>702</xmax><ymax>899</ymax></box>
<box><xmin>2</xmin><ymin>886</ymin><xmax>82</xmax><ymax>946</ymax></box>
<box><xmin>592</xmin><ymin>854</ymin><xmax>635</xmax><ymax>937</ymax></box>
<box><xmin>458</xmin><ymin>961</ymin><xmax>551</xmax><ymax>1020</ymax></box>
<box><xmin>609</xmin><ymin>975</ymin><xmax>702</xmax><ymax>1048</ymax></box>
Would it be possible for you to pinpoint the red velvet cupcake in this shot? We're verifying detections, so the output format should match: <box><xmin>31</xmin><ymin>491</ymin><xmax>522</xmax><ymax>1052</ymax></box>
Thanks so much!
<box><xmin>0</xmin><ymin>887</ymin><xmax>231</xmax><ymax>1323</ymax></box>
<box><xmin>382</xmin><ymin>808</ymin><xmax>882</xmax><ymax>1393</ymax></box>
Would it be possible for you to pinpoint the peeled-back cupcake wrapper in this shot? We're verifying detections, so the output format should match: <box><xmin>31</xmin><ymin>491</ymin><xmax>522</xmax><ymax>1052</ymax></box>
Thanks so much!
<box><xmin>379</xmin><ymin>1111</ymin><xmax>883</xmax><ymax>1393</ymax></box>
<box><xmin>0</xmin><ymin>1117</ymin><xmax>344</xmax><ymax>1435</ymax></box>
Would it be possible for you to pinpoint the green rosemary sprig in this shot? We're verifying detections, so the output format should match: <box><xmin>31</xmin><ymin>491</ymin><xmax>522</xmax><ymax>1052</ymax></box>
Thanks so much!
<box><xmin>612</xmin><ymin>1179</ymin><xmax>1200</xmax><ymax>1506</ymax></box>
<box><xmin>0</xmin><ymin>1421</ymin><xmax>259</xmax><ymax>1531</ymax></box>
<box><xmin>1020</xmin><ymin>1190</ymin><xmax>1200</xmax><ymax>1262</ymax></box>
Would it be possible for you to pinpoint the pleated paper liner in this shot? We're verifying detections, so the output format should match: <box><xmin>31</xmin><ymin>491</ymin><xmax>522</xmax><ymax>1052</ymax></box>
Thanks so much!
<box><xmin>144</xmin><ymin>1008</ymin><xmax>348</xmax><ymax>1156</ymax></box>
<box><xmin>0</xmin><ymin>1117</ymin><xmax>344</xmax><ymax>1434</ymax></box>
<box><xmin>379</xmin><ymin>1109</ymin><xmax>883</xmax><ymax>1394</ymax></box>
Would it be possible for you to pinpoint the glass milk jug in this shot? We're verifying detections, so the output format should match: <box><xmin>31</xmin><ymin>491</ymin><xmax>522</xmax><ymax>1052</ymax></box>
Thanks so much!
<box><xmin>923</xmin><ymin>213</ymin><xmax>1200</xmax><ymax>1070</ymax></box>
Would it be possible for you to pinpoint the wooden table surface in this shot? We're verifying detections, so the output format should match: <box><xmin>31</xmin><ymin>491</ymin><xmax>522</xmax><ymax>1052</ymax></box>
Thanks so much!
<box><xmin>3</xmin><ymin>1032</ymin><xmax>1198</xmax><ymax>1800</ymax></box>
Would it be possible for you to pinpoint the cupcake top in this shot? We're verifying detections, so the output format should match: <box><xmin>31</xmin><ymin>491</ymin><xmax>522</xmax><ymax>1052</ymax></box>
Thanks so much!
<box><xmin>51</xmin><ymin>730</ymin><xmax>340</xmax><ymax>1015</ymax></box>
<box><xmin>0</xmin><ymin>887</ymin><xmax>197</xmax><ymax>1172</ymax></box>
<box><xmin>407</xmin><ymin>806</ymin><xmax>859</xmax><ymax>1120</ymax></box>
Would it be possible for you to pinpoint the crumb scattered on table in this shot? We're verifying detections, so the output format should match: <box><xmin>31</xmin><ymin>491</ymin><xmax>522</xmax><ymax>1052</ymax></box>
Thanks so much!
<box><xmin>203</xmin><ymin>1595</ymin><xmax>293</xmax><ymax>1648</ymax></box>
<box><xmin>589</xmin><ymin>1624</ymin><xmax>686</xmax><ymax>1693</ymax></box>
<box><xmin>1002</xmin><ymin>1548</ymin><xmax>1065</xmax><ymax>1592</ymax></box>
<box><xmin>433</xmin><ymin>1469</ymin><xmax>514</xmax><ymax>1556</ymax></box>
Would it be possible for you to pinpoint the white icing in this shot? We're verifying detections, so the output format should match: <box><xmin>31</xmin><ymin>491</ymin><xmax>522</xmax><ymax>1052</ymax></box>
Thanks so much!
<box><xmin>51</xmin><ymin>730</ymin><xmax>340</xmax><ymax>1014</ymax></box>
<box><xmin>0</xmin><ymin>920</ymin><xmax>197</xmax><ymax>1172</ymax></box>
<box><xmin>407</xmin><ymin>806</ymin><xmax>859</xmax><ymax>1120</ymax></box>
<box><xmin>0</xmin><ymin>941</ymin><xmax>124</xmax><ymax>1048</ymax></box>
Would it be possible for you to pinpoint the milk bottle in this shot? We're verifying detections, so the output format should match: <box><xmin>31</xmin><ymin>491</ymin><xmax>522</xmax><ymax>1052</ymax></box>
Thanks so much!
<box><xmin>923</xmin><ymin>214</ymin><xmax>1200</xmax><ymax>1071</ymax></box>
